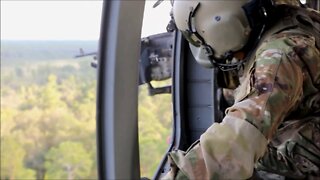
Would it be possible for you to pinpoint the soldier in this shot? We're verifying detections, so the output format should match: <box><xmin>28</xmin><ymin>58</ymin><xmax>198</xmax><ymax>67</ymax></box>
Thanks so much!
<box><xmin>163</xmin><ymin>0</ymin><xmax>320</xmax><ymax>179</ymax></box>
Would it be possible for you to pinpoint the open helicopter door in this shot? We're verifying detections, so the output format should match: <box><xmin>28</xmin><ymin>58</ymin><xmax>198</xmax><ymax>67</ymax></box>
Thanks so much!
<box><xmin>96</xmin><ymin>1</ymin><xmax>220</xmax><ymax>179</ymax></box>
<box><xmin>96</xmin><ymin>1</ymin><xmax>145</xmax><ymax>179</ymax></box>
<box><xmin>153</xmin><ymin>31</ymin><xmax>222</xmax><ymax>179</ymax></box>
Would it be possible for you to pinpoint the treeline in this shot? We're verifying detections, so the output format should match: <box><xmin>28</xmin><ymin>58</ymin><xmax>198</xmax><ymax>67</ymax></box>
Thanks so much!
<box><xmin>1</xmin><ymin>40</ymin><xmax>97</xmax><ymax>66</ymax></box>
<box><xmin>1</xmin><ymin>41</ymin><xmax>172</xmax><ymax>179</ymax></box>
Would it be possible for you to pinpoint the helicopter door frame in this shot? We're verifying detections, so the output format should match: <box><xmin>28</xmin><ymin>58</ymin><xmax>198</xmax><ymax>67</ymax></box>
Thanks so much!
<box><xmin>96</xmin><ymin>1</ymin><xmax>145</xmax><ymax>179</ymax></box>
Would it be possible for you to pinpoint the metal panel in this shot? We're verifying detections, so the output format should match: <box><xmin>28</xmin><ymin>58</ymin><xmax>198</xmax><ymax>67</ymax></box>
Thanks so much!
<box><xmin>186</xmin><ymin>82</ymin><xmax>212</xmax><ymax>106</ymax></box>
<box><xmin>187</xmin><ymin>107</ymin><xmax>213</xmax><ymax>130</ymax></box>
<box><xmin>185</xmin><ymin>46</ymin><xmax>217</xmax><ymax>143</ymax></box>
<box><xmin>96</xmin><ymin>1</ymin><xmax>145</xmax><ymax>179</ymax></box>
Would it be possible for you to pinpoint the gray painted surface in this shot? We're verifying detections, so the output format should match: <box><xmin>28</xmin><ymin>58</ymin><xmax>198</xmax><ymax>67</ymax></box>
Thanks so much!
<box><xmin>185</xmin><ymin>48</ymin><xmax>216</xmax><ymax>143</ymax></box>
<box><xmin>97</xmin><ymin>1</ymin><xmax>145</xmax><ymax>179</ymax></box>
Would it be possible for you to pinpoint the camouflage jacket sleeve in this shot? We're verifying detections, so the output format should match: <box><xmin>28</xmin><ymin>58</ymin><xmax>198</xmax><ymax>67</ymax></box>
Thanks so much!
<box><xmin>162</xmin><ymin>31</ymin><xmax>318</xmax><ymax>180</ymax></box>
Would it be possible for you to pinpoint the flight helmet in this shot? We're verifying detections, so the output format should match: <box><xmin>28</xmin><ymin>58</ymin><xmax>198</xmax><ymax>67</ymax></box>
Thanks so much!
<box><xmin>173</xmin><ymin>0</ymin><xmax>252</xmax><ymax>69</ymax></box>
<box><xmin>173</xmin><ymin>0</ymin><xmax>302</xmax><ymax>70</ymax></box>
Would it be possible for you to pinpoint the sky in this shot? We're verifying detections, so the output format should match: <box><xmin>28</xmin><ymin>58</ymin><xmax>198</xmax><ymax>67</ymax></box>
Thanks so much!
<box><xmin>1</xmin><ymin>1</ymin><xmax>172</xmax><ymax>40</ymax></box>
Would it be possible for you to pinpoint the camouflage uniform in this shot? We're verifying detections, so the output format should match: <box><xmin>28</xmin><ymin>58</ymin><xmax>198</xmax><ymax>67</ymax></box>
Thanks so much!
<box><xmin>163</xmin><ymin>3</ymin><xmax>320</xmax><ymax>180</ymax></box>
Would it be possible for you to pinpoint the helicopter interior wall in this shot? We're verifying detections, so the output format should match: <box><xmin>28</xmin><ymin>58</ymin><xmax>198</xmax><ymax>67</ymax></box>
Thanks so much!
<box><xmin>182</xmin><ymin>44</ymin><xmax>219</xmax><ymax>146</ymax></box>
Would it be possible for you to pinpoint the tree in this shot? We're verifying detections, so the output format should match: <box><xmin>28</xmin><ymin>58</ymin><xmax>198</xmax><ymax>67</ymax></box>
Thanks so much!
<box><xmin>11</xmin><ymin>74</ymin><xmax>80</xmax><ymax>179</ymax></box>
<box><xmin>0</xmin><ymin>137</ymin><xmax>35</xmax><ymax>179</ymax></box>
<box><xmin>45</xmin><ymin>141</ymin><xmax>93</xmax><ymax>180</ymax></box>
<box><xmin>39</xmin><ymin>74</ymin><xmax>66</xmax><ymax>109</ymax></box>
<box><xmin>0</xmin><ymin>108</ymin><xmax>18</xmax><ymax>137</ymax></box>
<box><xmin>1</xmin><ymin>42</ymin><xmax>98</xmax><ymax>180</ymax></box>
<box><xmin>138</xmin><ymin>106</ymin><xmax>170</xmax><ymax>177</ymax></box>
<box><xmin>138</xmin><ymin>83</ymin><xmax>173</xmax><ymax>177</ymax></box>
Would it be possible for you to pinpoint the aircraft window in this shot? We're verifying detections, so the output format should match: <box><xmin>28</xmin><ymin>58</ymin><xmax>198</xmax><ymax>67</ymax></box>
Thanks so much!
<box><xmin>1</xmin><ymin>1</ymin><xmax>102</xmax><ymax>179</ymax></box>
<box><xmin>139</xmin><ymin>1</ymin><xmax>173</xmax><ymax>178</ymax></box>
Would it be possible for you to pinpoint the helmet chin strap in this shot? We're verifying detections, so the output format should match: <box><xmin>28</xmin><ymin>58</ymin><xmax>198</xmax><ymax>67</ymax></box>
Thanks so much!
<box><xmin>201</xmin><ymin>42</ymin><xmax>244</xmax><ymax>72</ymax></box>
<box><xmin>208</xmin><ymin>54</ymin><xmax>245</xmax><ymax>72</ymax></box>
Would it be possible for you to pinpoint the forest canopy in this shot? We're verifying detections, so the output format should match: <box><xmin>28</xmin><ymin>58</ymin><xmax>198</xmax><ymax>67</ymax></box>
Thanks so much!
<box><xmin>1</xmin><ymin>41</ymin><xmax>172</xmax><ymax>179</ymax></box>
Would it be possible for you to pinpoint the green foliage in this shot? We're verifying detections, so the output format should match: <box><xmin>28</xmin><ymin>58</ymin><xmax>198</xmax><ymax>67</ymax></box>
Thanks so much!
<box><xmin>1</xmin><ymin>40</ymin><xmax>172</xmax><ymax>179</ymax></box>
<box><xmin>138</xmin><ymin>84</ymin><xmax>172</xmax><ymax>178</ymax></box>
<box><xmin>1</xmin><ymin>137</ymin><xmax>36</xmax><ymax>179</ymax></box>
<box><xmin>0</xmin><ymin>108</ymin><xmax>18</xmax><ymax>136</ymax></box>
<box><xmin>45</xmin><ymin>141</ymin><xmax>93</xmax><ymax>180</ymax></box>
<box><xmin>1</xmin><ymin>44</ymin><xmax>98</xmax><ymax>179</ymax></box>
<box><xmin>40</xmin><ymin>74</ymin><xmax>67</xmax><ymax>109</ymax></box>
